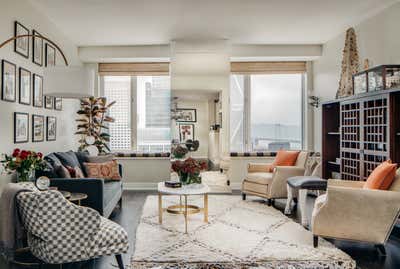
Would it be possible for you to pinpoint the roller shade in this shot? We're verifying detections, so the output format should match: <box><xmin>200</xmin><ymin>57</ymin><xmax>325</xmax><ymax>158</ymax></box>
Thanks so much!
<box><xmin>231</xmin><ymin>61</ymin><xmax>306</xmax><ymax>74</ymax></box>
<box><xmin>98</xmin><ymin>62</ymin><xmax>170</xmax><ymax>76</ymax></box>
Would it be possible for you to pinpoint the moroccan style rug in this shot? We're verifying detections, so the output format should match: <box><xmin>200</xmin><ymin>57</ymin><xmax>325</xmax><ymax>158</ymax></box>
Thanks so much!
<box><xmin>132</xmin><ymin>195</ymin><xmax>355</xmax><ymax>269</ymax></box>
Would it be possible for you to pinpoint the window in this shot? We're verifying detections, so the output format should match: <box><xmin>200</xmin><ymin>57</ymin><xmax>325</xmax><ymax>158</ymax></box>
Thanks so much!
<box><xmin>230</xmin><ymin>73</ymin><xmax>303</xmax><ymax>152</ymax></box>
<box><xmin>103</xmin><ymin>75</ymin><xmax>171</xmax><ymax>152</ymax></box>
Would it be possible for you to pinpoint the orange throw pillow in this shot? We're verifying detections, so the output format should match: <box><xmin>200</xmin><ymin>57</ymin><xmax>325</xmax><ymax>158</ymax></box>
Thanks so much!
<box><xmin>84</xmin><ymin>160</ymin><xmax>121</xmax><ymax>180</ymax></box>
<box><xmin>364</xmin><ymin>160</ymin><xmax>397</xmax><ymax>190</ymax></box>
<box><xmin>269</xmin><ymin>150</ymin><xmax>300</xmax><ymax>172</ymax></box>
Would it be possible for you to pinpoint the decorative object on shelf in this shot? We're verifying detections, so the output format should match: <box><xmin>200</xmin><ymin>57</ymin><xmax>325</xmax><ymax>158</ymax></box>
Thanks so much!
<box><xmin>308</xmin><ymin>95</ymin><xmax>320</xmax><ymax>108</ymax></box>
<box><xmin>19</xmin><ymin>67</ymin><xmax>31</xmax><ymax>105</ymax></box>
<box><xmin>171</xmin><ymin>157</ymin><xmax>207</xmax><ymax>185</ymax></box>
<box><xmin>44</xmin><ymin>95</ymin><xmax>53</xmax><ymax>109</ymax></box>
<box><xmin>35</xmin><ymin>176</ymin><xmax>50</xmax><ymax>191</ymax></box>
<box><xmin>46</xmin><ymin>116</ymin><xmax>56</xmax><ymax>141</ymax></box>
<box><xmin>353</xmin><ymin>65</ymin><xmax>400</xmax><ymax>94</ymax></box>
<box><xmin>336</xmin><ymin>27</ymin><xmax>359</xmax><ymax>98</ymax></box>
<box><xmin>176</xmin><ymin>108</ymin><xmax>197</xmax><ymax>122</ymax></box>
<box><xmin>33</xmin><ymin>74</ymin><xmax>43</xmax><ymax>107</ymax></box>
<box><xmin>1</xmin><ymin>148</ymin><xmax>45</xmax><ymax>182</ymax></box>
<box><xmin>32</xmin><ymin>114</ymin><xmax>44</xmax><ymax>142</ymax></box>
<box><xmin>54</xmin><ymin>97</ymin><xmax>62</xmax><ymax>110</ymax></box>
<box><xmin>164</xmin><ymin>180</ymin><xmax>182</xmax><ymax>188</ymax></box>
<box><xmin>354</xmin><ymin>72</ymin><xmax>367</xmax><ymax>94</ymax></box>
<box><xmin>32</xmin><ymin>30</ymin><xmax>43</xmax><ymax>66</ymax></box>
<box><xmin>14</xmin><ymin>21</ymin><xmax>29</xmax><ymax>58</ymax></box>
<box><xmin>14</xmin><ymin>112</ymin><xmax>29</xmax><ymax>143</ymax></box>
<box><xmin>76</xmin><ymin>96</ymin><xmax>115</xmax><ymax>154</ymax></box>
<box><xmin>363</xmin><ymin>59</ymin><xmax>370</xmax><ymax>70</ymax></box>
<box><xmin>179</xmin><ymin>123</ymin><xmax>194</xmax><ymax>142</ymax></box>
<box><xmin>1</xmin><ymin>60</ymin><xmax>16</xmax><ymax>102</ymax></box>
<box><xmin>45</xmin><ymin>43</ymin><xmax>56</xmax><ymax>67</ymax></box>
<box><xmin>171</xmin><ymin>145</ymin><xmax>188</xmax><ymax>159</ymax></box>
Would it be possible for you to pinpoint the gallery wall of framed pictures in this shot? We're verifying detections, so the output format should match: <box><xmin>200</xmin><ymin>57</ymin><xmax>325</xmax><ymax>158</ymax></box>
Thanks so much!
<box><xmin>2</xmin><ymin>20</ymin><xmax>64</xmax><ymax>144</ymax></box>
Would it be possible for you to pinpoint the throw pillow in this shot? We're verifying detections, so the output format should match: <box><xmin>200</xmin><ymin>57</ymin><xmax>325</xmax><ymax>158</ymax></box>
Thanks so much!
<box><xmin>56</xmin><ymin>165</ymin><xmax>71</xmax><ymax>178</ymax></box>
<box><xmin>364</xmin><ymin>160</ymin><xmax>397</xmax><ymax>190</ymax></box>
<box><xmin>270</xmin><ymin>150</ymin><xmax>300</xmax><ymax>171</ymax></box>
<box><xmin>83</xmin><ymin>160</ymin><xmax>121</xmax><ymax>180</ymax></box>
<box><xmin>86</xmin><ymin>154</ymin><xmax>114</xmax><ymax>163</ymax></box>
<box><xmin>54</xmin><ymin>151</ymin><xmax>82</xmax><ymax>171</ymax></box>
<box><xmin>65</xmin><ymin>166</ymin><xmax>85</xmax><ymax>178</ymax></box>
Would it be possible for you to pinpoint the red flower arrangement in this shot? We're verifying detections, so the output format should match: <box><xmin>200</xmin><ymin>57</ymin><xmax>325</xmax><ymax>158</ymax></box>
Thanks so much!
<box><xmin>171</xmin><ymin>157</ymin><xmax>207</xmax><ymax>184</ymax></box>
<box><xmin>2</xmin><ymin>148</ymin><xmax>45</xmax><ymax>182</ymax></box>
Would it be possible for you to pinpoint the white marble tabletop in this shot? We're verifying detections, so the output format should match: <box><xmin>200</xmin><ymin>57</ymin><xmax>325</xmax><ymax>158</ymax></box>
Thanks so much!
<box><xmin>157</xmin><ymin>182</ymin><xmax>210</xmax><ymax>195</ymax></box>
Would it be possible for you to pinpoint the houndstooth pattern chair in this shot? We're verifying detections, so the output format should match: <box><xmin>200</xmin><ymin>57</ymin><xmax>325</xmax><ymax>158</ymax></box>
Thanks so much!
<box><xmin>16</xmin><ymin>183</ymin><xmax>128</xmax><ymax>268</ymax></box>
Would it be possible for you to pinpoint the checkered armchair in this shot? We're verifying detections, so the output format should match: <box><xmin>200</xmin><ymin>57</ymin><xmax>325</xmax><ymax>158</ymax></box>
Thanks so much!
<box><xmin>16</xmin><ymin>185</ymin><xmax>128</xmax><ymax>268</ymax></box>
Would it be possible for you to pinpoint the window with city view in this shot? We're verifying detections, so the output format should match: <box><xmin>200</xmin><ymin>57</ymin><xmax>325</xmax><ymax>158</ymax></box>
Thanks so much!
<box><xmin>230</xmin><ymin>73</ymin><xmax>303</xmax><ymax>152</ymax></box>
<box><xmin>104</xmin><ymin>75</ymin><xmax>171</xmax><ymax>152</ymax></box>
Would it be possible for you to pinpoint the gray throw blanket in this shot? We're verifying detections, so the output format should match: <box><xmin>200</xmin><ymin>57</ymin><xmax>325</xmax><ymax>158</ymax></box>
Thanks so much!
<box><xmin>0</xmin><ymin>183</ymin><xmax>32</xmax><ymax>260</ymax></box>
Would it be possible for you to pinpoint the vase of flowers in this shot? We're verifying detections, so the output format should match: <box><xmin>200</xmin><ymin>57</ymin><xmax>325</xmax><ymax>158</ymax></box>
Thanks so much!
<box><xmin>171</xmin><ymin>157</ymin><xmax>207</xmax><ymax>185</ymax></box>
<box><xmin>172</xmin><ymin>145</ymin><xmax>188</xmax><ymax>159</ymax></box>
<box><xmin>2</xmin><ymin>149</ymin><xmax>45</xmax><ymax>182</ymax></box>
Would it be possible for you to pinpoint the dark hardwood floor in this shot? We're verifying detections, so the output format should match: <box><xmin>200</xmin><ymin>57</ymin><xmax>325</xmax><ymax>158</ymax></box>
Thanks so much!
<box><xmin>2</xmin><ymin>190</ymin><xmax>400</xmax><ymax>269</ymax></box>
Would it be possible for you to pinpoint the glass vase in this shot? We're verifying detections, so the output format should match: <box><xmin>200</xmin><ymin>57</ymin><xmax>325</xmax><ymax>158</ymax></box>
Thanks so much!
<box><xmin>17</xmin><ymin>169</ymin><xmax>35</xmax><ymax>182</ymax></box>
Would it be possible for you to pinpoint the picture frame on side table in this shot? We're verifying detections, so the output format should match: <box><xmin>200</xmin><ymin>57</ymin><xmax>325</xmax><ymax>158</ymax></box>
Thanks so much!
<box><xmin>14</xmin><ymin>21</ymin><xmax>29</xmax><ymax>58</ymax></box>
<box><xmin>46</xmin><ymin>116</ymin><xmax>56</xmax><ymax>141</ymax></box>
<box><xmin>14</xmin><ymin>112</ymin><xmax>29</xmax><ymax>143</ymax></box>
<box><xmin>44</xmin><ymin>96</ymin><xmax>53</xmax><ymax>109</ymax></box>
<box><xmin>179</xmin><ymin>123</ymin><xmax>195</xmax><ymax>142</ymax></box>
<box><xmin>54</xmin><ymin>97</ymin><xmax>62</xmax><ymax>110</ymax></box>
<box><xmin>32</xmin><ymin>30</ymin><xmax>43</xmax><ymax>66</ymax></box>
<box><xmin>45</xmin><ymin>43</ymin><xmax>56</xmax><ymax>67</ymax></box>
<box><xmin>19</xmin><ymin>67</ymin><xmax>31</xmax><ymax>105</ymax></box>
<box><xmin>33</xmin><ymin>74</ymin><xmax>43</xmax><ymax>107</ymax></box>
<box><xmin>32</xmin><ymin>114</ymin><xmax>44</xmax><ymax>142</ymax></box>
<box><xmin>1</xmin><ymin>60</ymin><xmax>16</xmax><ymax>102</ymax></box>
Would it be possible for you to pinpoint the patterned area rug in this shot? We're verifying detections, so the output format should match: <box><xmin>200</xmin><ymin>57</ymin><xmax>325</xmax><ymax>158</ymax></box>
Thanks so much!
<box><xmin>132</xmin><ymin>195</ymin><xmax>355</xmax><ymax>269</ymax></box>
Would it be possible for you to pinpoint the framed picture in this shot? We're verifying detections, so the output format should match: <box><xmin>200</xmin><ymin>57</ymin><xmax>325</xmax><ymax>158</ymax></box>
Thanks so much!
<box><xmin>176</xmin><ymin>108</ymin><xmax>197</xmax><ymax>122</ymax></box>
<box><xmin>1</xmin><ymin>60</ymin><xmax>16</xmax><ymax>102</ymax></box>
<box><xmin>54</xmin><ymin>97</ymin><xmax>62</xmax><ymax>110</ymax></box>
<box><xmin>32</xmin><ymin>114</ymin><xmax>44</xmax><ymax>142</ymax></box>
<box><xmin>179</xmin><ymin>124</ymin><xmax>194</xmax><ymax>142</ymax></box>
<box><xmin>46</xmin><ymin>116</ymin><xmax>57</xmax><ymax>141</ymax></box>
<box><xmin>14</xmin><ymin>21</ymin><xmax>29</xmax><ymax>58</ymax></box>
<box><xmin>33</xmin><ymin>74</ymin><xmax>43</xmax><ymax>107</ymax></box>
<box><xmin>19</xmin><ymin>67</ymin><xmax>31</xmax><ymax>105</ymax></box>
<box><xmin>44</xmin><ymin>96</ymin><xmax>53</xmax><ymax>109</ymax></box>
<box><xmin>45</xmin><ymin>43</ymin><xmax>56</xmax><ymax>67</ymax></box>
<box><xmin>32</xmin><ymin>30</ymin><xmax>43</xmax><ymax>66</ymax></box>
<box><xmin>14</xmin><ymin>112</ymin><xmax>29</xmax><ymax>143</ymax></box>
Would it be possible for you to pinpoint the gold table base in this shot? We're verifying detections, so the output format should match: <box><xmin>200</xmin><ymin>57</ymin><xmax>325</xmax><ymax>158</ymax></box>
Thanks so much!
<box><xmin>166</xmin><ymin>204</ymin><xmax>201</xmax><ymax>215</ymax></box>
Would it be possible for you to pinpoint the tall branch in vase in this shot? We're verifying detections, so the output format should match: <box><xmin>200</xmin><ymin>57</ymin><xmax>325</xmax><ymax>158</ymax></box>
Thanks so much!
<box><xmin>75</xmin><ymin>97</ymin><xmax>116</xmax><ymax>154</ymax></box>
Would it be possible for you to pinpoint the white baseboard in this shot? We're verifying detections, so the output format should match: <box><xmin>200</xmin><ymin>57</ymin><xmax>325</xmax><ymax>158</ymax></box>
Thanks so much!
<box><xmin>124</xmin><ymin>182</ymin><xmax>242</xmax><ymax>191</ymax></box>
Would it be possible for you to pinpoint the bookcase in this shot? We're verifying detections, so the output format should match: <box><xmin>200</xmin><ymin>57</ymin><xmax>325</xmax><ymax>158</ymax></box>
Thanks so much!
<box><xmin>322</xmin><ymin>89</ymin><xmax>400</xmax><ymax>180</ymax></box>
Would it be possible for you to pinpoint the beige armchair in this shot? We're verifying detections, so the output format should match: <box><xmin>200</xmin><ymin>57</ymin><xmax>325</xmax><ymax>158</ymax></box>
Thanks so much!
<box><xmin>312</xmin><ymin>176</ymin><xmax>400</xmax><ymax>254</ymax></box>
<box><xmin>241</xmin><ymin>151</ymin><xmax>309</xmax><ymax>205</ymax></box>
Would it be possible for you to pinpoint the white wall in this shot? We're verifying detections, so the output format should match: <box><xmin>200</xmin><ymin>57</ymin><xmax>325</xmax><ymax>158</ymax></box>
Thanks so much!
<box><xmin>0</xmin><ymin>0</ymin><xmax>81</xmax><ymax>191</ymax></box>
<box><xmin>313</xmin><ymin>2</ymin><xmax>400</xmax><ymax>151</ymax></box>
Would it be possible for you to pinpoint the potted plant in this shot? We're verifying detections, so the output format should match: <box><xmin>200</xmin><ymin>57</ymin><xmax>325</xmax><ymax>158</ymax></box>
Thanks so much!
<box><xmin>171</xmin><ymin>157</ymin><xmax>207</xmax><ymax>185</ymax></box>
<box><xmin>2</xmin><ymin>149</ymin><xmax>45</xmax><ymax>182</ymax></box>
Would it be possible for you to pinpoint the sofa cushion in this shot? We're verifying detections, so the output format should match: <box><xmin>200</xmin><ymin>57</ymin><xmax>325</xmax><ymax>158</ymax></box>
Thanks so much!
<box><xmin>86</xmin><ymin>155</ymin><xmax>114</xmax><ymax>163</ymax></box>
<box><xmin>103</xmin><ymin>180</ymin><xmax>122</xmax><ymax>208</ymax></box>
<box><xmin>246</xmin><ymin>172</ymin><xmax>273</xmax><ymax>185</ymax></box>
<box><xmin>364</xmin><ymin>160</ymin><xmax>397</xmax><ymax>190</ymax></box>
<box><xmin>75</xmin><ymin>151</ymin><xmax>89</xmax><ymax>168</ymax></box>
<box><xmin>84</xmin><ymin>160</ymin><xmax>121</xmax><ymax>180</ymax></box>
<box><xmin>270</xmin><ymin>150</ymin><xmax>300</xmax><ymax>171</ymax></box>
<box><xmin>55</xmin><ymin>151</ymin><xmax>82</xmax><ymax>171</ymax></box>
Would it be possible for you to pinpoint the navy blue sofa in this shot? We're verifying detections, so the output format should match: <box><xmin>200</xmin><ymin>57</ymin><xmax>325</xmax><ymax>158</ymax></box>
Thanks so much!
<box><xmin>39</xmin><ymin>151</ymin><xmax>123</xmax><ymax>218</ymax></box>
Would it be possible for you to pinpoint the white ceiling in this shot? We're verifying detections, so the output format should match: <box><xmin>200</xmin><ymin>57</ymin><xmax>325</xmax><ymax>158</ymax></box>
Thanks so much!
<box><xmin>29</xmin><ymin>0</ymin><xmax>397</xmax><ymax>46</ymax></box>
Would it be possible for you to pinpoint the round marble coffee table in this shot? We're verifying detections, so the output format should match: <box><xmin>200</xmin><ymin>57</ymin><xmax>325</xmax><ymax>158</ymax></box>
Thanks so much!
<box><xmin>157</xmin><ymin>182</ymin><xmax>210</xmax><ymax>234</ymax></box>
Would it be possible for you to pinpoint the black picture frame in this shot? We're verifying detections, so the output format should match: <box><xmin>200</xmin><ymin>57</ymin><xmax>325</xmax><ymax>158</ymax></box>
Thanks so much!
<box><xmin>45</xmin><ymin>43</ymin><xmax>56</xmax><ymax>67</ymax></box>
<box><xmin>32</xmin><ymin>30</ymin><xmax>43</xmax><ymax>66</ymax></box>
<box><xmin>176</xmin><ymin>108</ymin><xmax>197</xmax><ymax>122</ymax></box>
<box><xmin>46</xmin><ymin>116</ymin><xmax>57</xmax><ymax>141</ymax></box>
<box><xmin>14</xmin><ymin>112</ymin><xmax>29</xmax><ymax>143</ymax></box>
<box><xmin>14</xmin><ymin>21</ymin><xmax>29</xmax><ymax>58</ymax></box>
<box><xmin>54</xmin><ymin>97</ymin><xmax>62</xmax><ymax>110</ymax></box>
<box><xmin>179</xmin><ymin>123</ymin><xmax>195</xmax><ymax>142</ymax></box>
<box><xmin>1</xmin><ymin>60</ymin><xmax>16</xmax><ymax>102</ymax></box>
<box><xmin>19</xmin><ymin>67</ymin><xmax>31</xmax><ymax>105</ymax></box>
<box><xmin>32</xmin><ymin>114</ymin><xmax>44</xmax><ymax>142</ymax></box>
<box><xmin>44</xmin><ymin>96</ymin><xmax>53</xmax><ymax>109</ymax></box>
<box><xmin>33</xmin><ymin>74</ymin><xmax>43</xmax><ymax>107</ymax></box>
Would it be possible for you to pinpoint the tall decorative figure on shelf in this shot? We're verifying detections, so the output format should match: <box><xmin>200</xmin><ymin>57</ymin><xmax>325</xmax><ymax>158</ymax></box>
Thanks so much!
<box><xmin>336</xmin><ymin>27</ymin><xmax>359</xmax><ymax>98</ymax></box>
<box><xmin>76</xmin><ymin>97</ymin><xmax>116</xmax><ymax>155</ymax></box>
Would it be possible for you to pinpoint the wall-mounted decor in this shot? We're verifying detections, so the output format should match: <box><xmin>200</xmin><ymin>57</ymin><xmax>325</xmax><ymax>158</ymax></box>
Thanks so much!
<box><xmin>32</xmin><ymin>114</ymin><xmax>44</xmax><ymax>142</ymax></box>
<box><xmin>33</xmin><ymin>74</ymin><xmax>43</xmax><ymax>107</ymax></box>
<box><xmin>44</xmin><ymin>95</ymin><xmax>53</xmax><ymax>109</ymax></box>
<box><xmin>32</xmin><ymin>30</ymin><xmax>43</xmax><ymax>66</ymax></box>
<box><xmin>1</xmin><ymin>60</ymin><xmax>16</xmax><ymax>102</ymax></box>
<box><xmin>45</xmin><ymin>43</ymin><xmax>55</xmax><ymax>67</ymax></box>
<box><xmin>54</xmin><ymin>97</ymin><xmax>62</xmax><ymax>110</ymax></box>
<box><xmin>14</xmin><ymin>112</ymin><xmax>29</xmax><ymax>143</ymax></box>
<box><xmin>176</xmin><ymin>108</ymin><xmax>197</xmax><ymax>122</ymax></box>
<box><xmin>19</xmin><ymin>67</ymin><xmax>31</xmax><ymax>105</ymax></box>
<box><xmin>179</xmin><ymin>123</ymin><xmax>194</xmax><ymax>142</ymax></box>
<box><xmin>46</xmin><ymin>116</ymin><xmax>56</xmax><ymax>141</ymax></box>
<box><xmin>14</xmin><ymin>21</ymin><xmax>29</xmax><ymax>58</ymax></box>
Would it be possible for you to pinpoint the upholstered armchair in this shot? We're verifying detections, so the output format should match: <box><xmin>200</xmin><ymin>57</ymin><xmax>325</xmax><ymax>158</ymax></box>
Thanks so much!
<box><xmin>241</xmin><ymin>151</ymin><xmax>309</xmax><ymax>205</ymax></box>
<box><xmin>16</xmin><ymin>184</ymin><xmax>129</xmax><ymax>268</ymax></box>
<box><xmin>312</xmin><ymin>177</ymin><xmax>400</xmax><ymax>254</ymax></box>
